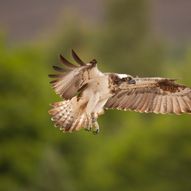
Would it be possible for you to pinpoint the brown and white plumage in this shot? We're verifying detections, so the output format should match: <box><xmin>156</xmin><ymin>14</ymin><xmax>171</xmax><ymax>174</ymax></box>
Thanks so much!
<box><xmin>49</xmin><ymin>50</ymin><xmax>191</xmax><ymax>134</ymax></box>
<box><xmin>105</xmin><ymin>77</ymin><xmax>191</xmax><ymax>114</ymax></box>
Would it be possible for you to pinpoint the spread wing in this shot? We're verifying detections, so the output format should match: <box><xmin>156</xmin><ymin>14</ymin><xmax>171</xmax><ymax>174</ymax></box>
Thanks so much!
<box><xmin>105</xmin><ymin>77</ymin><xmax>191</xmax><ymax>114</ymax></box>
<box><xmin>49</xmin><ymin>50</ymin><xmax>100</xmax><ymax>99</ymax></box>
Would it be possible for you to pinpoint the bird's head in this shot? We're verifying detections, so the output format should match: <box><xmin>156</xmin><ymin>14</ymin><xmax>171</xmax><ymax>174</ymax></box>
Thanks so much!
<box><xmin>116</xmin><ymin>74</ymin><xmax>136</xmax><ymax>84</ymax></box>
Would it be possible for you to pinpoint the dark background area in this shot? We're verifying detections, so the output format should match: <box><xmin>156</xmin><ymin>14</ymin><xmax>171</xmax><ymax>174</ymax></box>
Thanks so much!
<box><xmin>0</xmin><ymin>0</ymin><xmax>191</xmax><ymax>190</ymax></box>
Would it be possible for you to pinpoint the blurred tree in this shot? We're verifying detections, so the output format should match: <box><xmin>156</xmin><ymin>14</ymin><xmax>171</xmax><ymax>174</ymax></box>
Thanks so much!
<box><xmin>97</xmin><ymin>0</ymin><xmax>164</xmax><ymax>76</ymax></box>
<box><xmin>81</xmin><ymin>116</ymin><xmax>191</xmax><ymax>191</ymax></box>
<box><xmin>0</xmin><ymin>39</ymin><xmax>49</xmax><ymax>190</ymax></box>
<box><xmin>0</xmin><ymin>1</ymin><xmax>191</xmax><ymax>191</ymax></box>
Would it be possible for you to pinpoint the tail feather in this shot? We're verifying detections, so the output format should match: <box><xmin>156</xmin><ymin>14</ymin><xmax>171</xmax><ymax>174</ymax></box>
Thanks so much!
<box><xmin>69</xmin><ymin>113</ymin><xmax>86</xmax><ymax>132</ymax></box>
<box><xmin>48</xmin><ymin>97</ymin><xmax>90</xmax><ymax>132</ymax></box>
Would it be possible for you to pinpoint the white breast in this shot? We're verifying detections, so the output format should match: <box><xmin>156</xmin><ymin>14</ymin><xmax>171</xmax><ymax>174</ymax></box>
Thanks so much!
<box><xmin>82</xmin><ymin>75</ymin><xmax>112</xmax><ymax>116</ymax></box>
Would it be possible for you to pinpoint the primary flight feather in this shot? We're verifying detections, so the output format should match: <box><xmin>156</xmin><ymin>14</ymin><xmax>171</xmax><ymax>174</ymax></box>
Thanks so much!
<box><xmin>48</xmin><ymin>50</ymin><xmax>191</xmax><ymax>134</ymax></box>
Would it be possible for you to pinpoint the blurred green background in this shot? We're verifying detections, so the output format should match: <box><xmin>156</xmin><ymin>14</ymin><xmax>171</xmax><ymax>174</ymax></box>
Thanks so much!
<box><xmin>0</xmin><ymin>0</ymin><xmax>191</xmax><ymax>190</ymax></box>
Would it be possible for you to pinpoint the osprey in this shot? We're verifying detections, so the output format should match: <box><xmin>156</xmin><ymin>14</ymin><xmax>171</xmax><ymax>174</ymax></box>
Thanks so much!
<box><xmin>49</xmin><ymin>50</ymin><xmax>191</xmax><ymax>134</ymax></box>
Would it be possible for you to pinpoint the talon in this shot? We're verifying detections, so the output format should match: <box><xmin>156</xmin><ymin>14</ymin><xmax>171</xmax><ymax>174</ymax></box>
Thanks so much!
<box><xmin>85</xmin><ymin>113</ymin><xmax>99</xmax><ymax>133</ymax></box>
<box><xmin>92</xmin><ymin>121</ymin><xmax>100</xmax><ymax>135</ymax></box>
<box><xmin>93</xmin><ymin>128</ymin><xmax>99</xmax><ymax>135</ymax></box>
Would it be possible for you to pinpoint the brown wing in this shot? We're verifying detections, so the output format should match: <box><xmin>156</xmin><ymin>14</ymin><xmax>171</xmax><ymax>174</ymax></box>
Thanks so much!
<box><xmin>49</xmin><ymin>50</ymin><xmax>101</xmax><ymax>99</ymax></box>
<box><xmin>105</xmin><ymin>77</ymin><xmax>191</xmax><ymax>114</ymax></box>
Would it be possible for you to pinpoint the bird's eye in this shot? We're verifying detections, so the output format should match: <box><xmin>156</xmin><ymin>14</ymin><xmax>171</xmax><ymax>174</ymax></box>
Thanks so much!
<box><xmin>121</xmin><ymin>77</ymin><xmax>127</xmax><ymax>82</ymax></box>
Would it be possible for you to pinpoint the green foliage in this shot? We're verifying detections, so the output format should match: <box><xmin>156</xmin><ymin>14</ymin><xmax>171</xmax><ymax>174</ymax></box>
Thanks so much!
<box><xmin>0</xmin><ymin>0</ymin><xmax>191</xmax><ymax>191</ymax></box>
<box><xmin>96</xmin><ymin>0</ymin><xmax>164</xmax><ymax>76</ymax></box>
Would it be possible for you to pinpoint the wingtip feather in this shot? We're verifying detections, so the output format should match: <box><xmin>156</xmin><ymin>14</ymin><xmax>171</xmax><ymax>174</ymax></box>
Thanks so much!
<box><xmin>59</xmin><ymin>54</ymin><xmax>77</xmax><ymax>68</ymax></box>
<box><xmin>71</xmin><ymin>49</ymin><xmax>86</xmax><ymax>66</ymax></box>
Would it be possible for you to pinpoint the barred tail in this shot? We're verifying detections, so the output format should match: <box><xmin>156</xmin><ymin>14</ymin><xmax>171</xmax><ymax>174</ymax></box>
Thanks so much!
<box><xmin>48</xmin><ymin>97</ymin><xmax>90</xmax><ymax>132</ymax></box>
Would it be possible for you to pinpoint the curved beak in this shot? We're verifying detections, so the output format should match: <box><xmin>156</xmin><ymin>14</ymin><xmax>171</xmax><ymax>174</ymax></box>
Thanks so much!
<box><xmin>129</xmin><ymin>79</ymin><xmax>136</xmax><ymax>84</ymax></box>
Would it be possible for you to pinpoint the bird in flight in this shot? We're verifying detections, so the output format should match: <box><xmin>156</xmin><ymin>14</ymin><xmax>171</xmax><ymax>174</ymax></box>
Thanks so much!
<box><xmin>49</xmin><ymin>50</ymin><xmax>191</xmax><ymax>134</ymax></box>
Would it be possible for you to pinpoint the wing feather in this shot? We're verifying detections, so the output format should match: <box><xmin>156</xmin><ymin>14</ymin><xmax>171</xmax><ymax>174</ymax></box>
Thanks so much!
<box><xmin>177</xmin><ymin>96</ymin><xmax>186</xmax><ymax>112</ymax></box>
<box><xmin>159</xmin><ymin>96</ymin><xmax>165</xmax><ymax>114</ymax></box>
<box><xmin>59</xmin><ymin>54</ymin><xmax>77</xmax><ymax>68</ymax></box>
<box><xmin>118</xmin><ymin>96</ymin><xmax>125</xmax><ymax>108</ymax></box>
<box><xmin>155</xmin><ymin>95</ymin><xmax>162</xmax><ymax>114</ymax></box>
<box><xmin>71</xmin><ymin>49</ymin><xmax>86</xmax><ymax>66</ymax></box>
<box><xmin>105</xmin><ymin>77</ymin><xmax>191</xmax><ymax>115</ymax></box>
<box><xmin>131</xmin><ymin>93</ymin><xmax>141</xmax><ymax>110</ymax></box>
<box><xmin>166</xmin><ymin>96</ymin><xmax>173</xmax><ymax>113</ymax></box>
<box><xmin>172</xmin><ymin>96</ymin><xmax>180</xmax><ymax>114</ymax></box>
<box><xmin>183</xmin><ymin>96</ymin><xmax>191</xmax><ymax>110</ymax></box>
<box><xmin>146</xmin><ymin>93</ymin><xmax>155</xmax><ymax>113</ymax></box>
<box><xmin>52</xmin><ymin>65</ymin><xmax>65</xmax><ymax>72</ymax></box>
<box><xmin>137</xmin><ymin>93</ymin><xmax>147</xmax><ymax>112</ymax></box>
<box><xmin>49</xmin><ymin>51</ymin><xmax>101</xmax><ymax>99</ymax></box>
<box><xmin>142</xmin><ymin>93</ymin><xmax>152</xmax><ymax>112</ymax></box>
